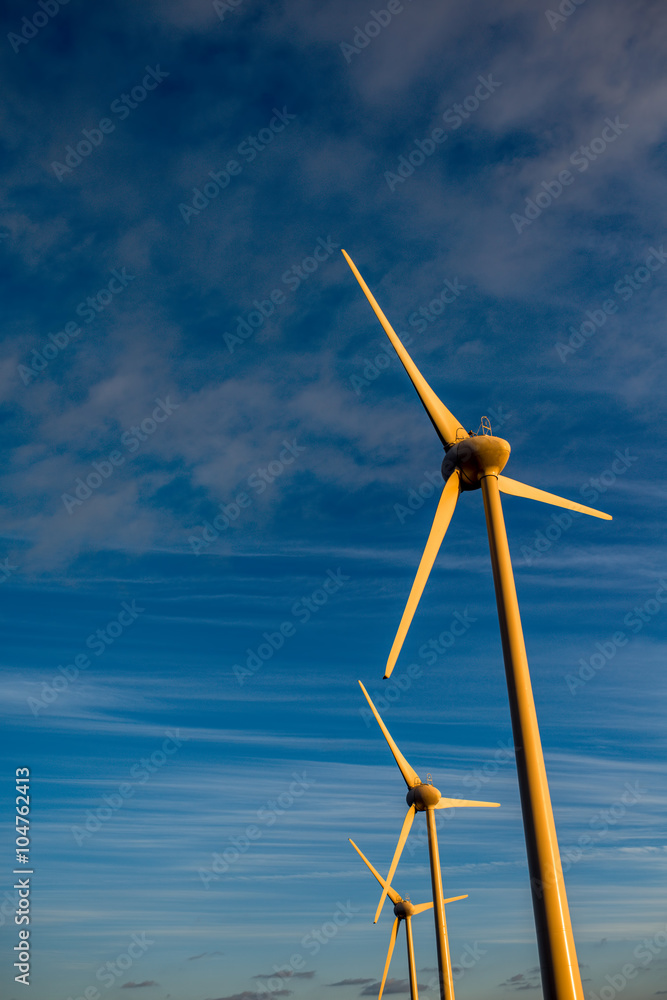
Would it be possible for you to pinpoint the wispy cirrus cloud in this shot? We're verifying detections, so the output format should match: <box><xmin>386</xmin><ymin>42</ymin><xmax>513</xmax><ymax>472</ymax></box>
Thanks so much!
<box><xmin>328</xmin><ymin>979</ymin><xmax>375</xmax><ymax>986</ymax></box>
<box><xmin>207</xmin><ymin>994</ymin><xmax>291</xmax><ymax>1000</ymax></box>
<box><xmin>361</xmin><ymin>981</ymin><xmax>416</xmax><ymax>996</ymax></box>
<box><xmin>498</xmin><ymin>967</ymin><xmax>542</xmax><ymax>991</ymax></box>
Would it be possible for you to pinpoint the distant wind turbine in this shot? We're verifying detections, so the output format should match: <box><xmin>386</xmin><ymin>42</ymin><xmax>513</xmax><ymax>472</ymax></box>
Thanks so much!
<box><xmin>359</xmin><ymin>680</ymin><xmax>498</xmax><ymax>1000</ymax></box>
<box><xmin>349</xmin><ymin>837</ymin><xmax>467</xmax><ymax>1000</ymax></box>
<box><xmin>342</xmin><ymin>249</ymin><xmax>612</xmax><ymax>1000</ymax></box>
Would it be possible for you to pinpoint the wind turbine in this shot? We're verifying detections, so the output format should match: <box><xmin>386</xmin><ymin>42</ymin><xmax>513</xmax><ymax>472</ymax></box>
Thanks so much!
<box><xmin>342</xmin><ymin>250</ymin><xmax>612</xmax><ymax>1000</ymax></box>
<box><xmin>349</xmin><ymin>837</ymin><xmax>467</xmax><ymax>1000</ymax></box>
<box><xmin>359</xmin><ymin>680</ymin><xmax>498</xmax><ymax>1000</ymax></box>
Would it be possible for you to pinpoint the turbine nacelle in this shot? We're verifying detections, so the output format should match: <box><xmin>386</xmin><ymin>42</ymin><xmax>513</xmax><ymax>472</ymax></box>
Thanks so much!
<box><xmin>406</xmin><ymin>783</ymin><xmax>441</xmax><ymax>810</ymax></box>
<box><xmin>393</xmin><ymin>898</ymin><xmax>418</xmax><ymax>919</ymax></box>
<box><xmin>442</xmin><ymin>435</ymin><xmax>511</xmax><ymax>490</ymax></box>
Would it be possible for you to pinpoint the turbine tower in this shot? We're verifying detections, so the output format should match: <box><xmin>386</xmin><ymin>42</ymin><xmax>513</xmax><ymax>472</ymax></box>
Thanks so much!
<box><xmin>342</xmin><ymin>250</ymin><xmax>612</xmax><ymax>1000</ymax></box>
<box><xmin>349</xmin><ymin>837</ymin><xmax>467</xmax><ymax>1000</ymax></box>
<box><xmin>359</xmin><ymin>680</ymin><xmax>498</xmax><ymax>1000</ymax></box>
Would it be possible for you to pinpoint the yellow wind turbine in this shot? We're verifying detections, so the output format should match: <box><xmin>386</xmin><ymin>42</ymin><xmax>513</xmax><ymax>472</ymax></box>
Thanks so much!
<box><xmin>359</xmin><ymin>681</ymin><xmax>498</xmax><ymax>1000</ymax></box>
<box><xmin>343</xmin><ymin>250</ymin><xmax>611</xmax><ymax>1000</ymax></box>
<box><xmin>349</xmin><ymin>837</ymin><xmax>467</xmax><ymax>1000</ymax></box>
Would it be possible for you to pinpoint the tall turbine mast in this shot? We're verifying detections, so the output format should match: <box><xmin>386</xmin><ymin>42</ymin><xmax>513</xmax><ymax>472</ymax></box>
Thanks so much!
<box><xmin>358</xmin><ymin>681</ymin><xmax>499</xmax><ymax>1000</ymax></box>
<box><xmin>342</xmin><ymin>250</ymin><xmax>612</xmax><ymax>1000</ymax></box>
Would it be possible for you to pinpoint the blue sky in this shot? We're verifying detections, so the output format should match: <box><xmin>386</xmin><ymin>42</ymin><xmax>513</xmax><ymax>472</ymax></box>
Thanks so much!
<box><xmin>0</xmin><ymin>0</ymin><xmax>666</xmax><ymax>999</ymax></box>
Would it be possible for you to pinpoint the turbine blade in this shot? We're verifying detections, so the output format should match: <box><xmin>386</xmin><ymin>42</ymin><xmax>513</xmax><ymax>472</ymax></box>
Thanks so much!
<box><xmin>409</xmin><ymin>896</ymin><xmax>465</xmax><ymax>919</ymax></box>
<box><xmin>378</xmin><ymin>918</ymin><xmax>400</xmax><ymax>1000</ymax></box>
<box><xmin>359</xmin><ymin>681</ymin><xmax>421</xmax><ymax>788</ymax></box>
<box><xmin>374</xmin><ymin>806</ymin><xmax>416</xmax><ymax>924</ymax></box>
<box><xmin>435</xmin><ymin>797</ymin><xmax>500</xmax><ymax>809</ymax></box>
<box><xmin>385</xmin><ymin>470</ymin><xmax>460</xmax><ymax>678</ymax></box>
<box><xmin>341</xmin><ymin>250</ymin><xmax>467</xmax><ymax>449</ymax></box>
<box><xmin>498</xmin><ymin>475</ymin><xmax>612</xmax><ymax>520</ymax></box>
<box><xmin>349</xmin><ymin>839</ymin><xmax>402</xmax><ymax>905</ymax></box>
<box><xmin>411</xmin><ymin>901</ymin><xmax>435</xmax><ymax>915</ymax></box>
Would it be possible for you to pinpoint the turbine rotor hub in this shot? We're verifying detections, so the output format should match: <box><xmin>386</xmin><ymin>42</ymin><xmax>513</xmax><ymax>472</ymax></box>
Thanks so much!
<box><xmin>407</xmin><ymin>782</ymin><xmax>441</xmax><ymax>810</ymax></box>
<box><xmin>442</xmin><ymin>434</ymin><xmax>511</xmax><ymax>491</ymax></box>
<box><xmin>394</xmin><ymin>899</ymin><xmax>415</xmax><ymax>919</ymax></box>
